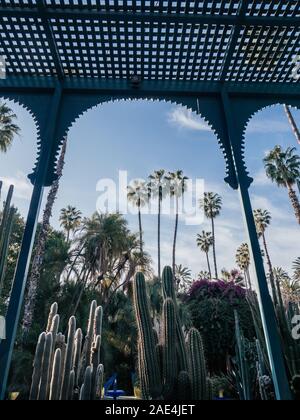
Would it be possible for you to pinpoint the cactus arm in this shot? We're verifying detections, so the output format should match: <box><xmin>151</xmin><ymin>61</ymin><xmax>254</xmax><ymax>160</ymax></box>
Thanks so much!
<box><xmin>29</xmin><ymin>332</ymin><xmax>46</xmax><ymax>400</ymax></box>
<box><xmin>49</xmin><ymin>349</ymin><xmax>62</xmax><ymax>401</ymax></box>
<box><xmin>38</xmin><ymin>332</ymin><xmax>53</xmax><ymax>400</ymax></box>
<box><xmin>60</xmin><ymin>316</ymin><xmax>76</xmax><ymax>400</ymax></box>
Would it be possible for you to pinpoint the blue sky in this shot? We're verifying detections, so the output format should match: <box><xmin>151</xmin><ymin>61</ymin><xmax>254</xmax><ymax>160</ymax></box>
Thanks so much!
<box><xmin>0</xmin><ymin>99</ymin><xmax>300</xmax><ymax>278</ymax></box>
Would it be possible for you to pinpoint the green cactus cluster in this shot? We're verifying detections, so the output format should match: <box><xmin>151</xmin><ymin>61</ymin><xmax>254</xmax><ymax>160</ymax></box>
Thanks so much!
<box><xmin>274</xmin><ymin>282</ymin><xmax>300</xmax><ymax>397</ymax></box>
<box><xmin>133</xmin><ymin>266</ymin><xmax>210</xmax><ymax>400</ymax></box>
<box><xmin>30</xmin><ymin>301</ymin><xmax>104</xmax><ymax>400</ymax></box>
<box><xmin>232</xmin><ymin>310</ymin><xmax>273</xmax><ymax>400</ymax></box>
<box><xmin>0</xmin><ymin>182</ymin><xmax>15</xmax><ymax>296</ymax></box>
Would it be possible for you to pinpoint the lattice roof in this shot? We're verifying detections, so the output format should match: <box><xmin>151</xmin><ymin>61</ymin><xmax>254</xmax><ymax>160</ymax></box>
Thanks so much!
<box><xmin>0</xmin><ymin>1</ymin><xmax>300</xmax><ymax>83</ymax></box>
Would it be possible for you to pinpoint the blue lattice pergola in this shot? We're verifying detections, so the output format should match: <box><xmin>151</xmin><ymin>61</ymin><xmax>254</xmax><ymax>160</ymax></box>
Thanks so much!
<box><xmin>0</xmin><ymin>0</ymin><xmax>300</xmax><ymax>400</ymax></box>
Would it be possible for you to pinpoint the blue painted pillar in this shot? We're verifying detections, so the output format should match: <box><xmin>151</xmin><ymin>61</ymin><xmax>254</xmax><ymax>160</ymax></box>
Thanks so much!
<box><xmin>0</xmin><ymin>84</ymin><xmax>62</xmax><ymax>400</ymax></box>
<box><xmin>221</xmin><ymin>89</ymin><xmax>292</xmax><ymax>400</ymax></box>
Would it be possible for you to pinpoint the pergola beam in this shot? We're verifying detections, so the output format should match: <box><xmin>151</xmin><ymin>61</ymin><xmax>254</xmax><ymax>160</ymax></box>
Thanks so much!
<box><xmin>0</xmin><ymin>7</ymin><xmax>300</xmax><ymax>27</ymax></box>
<box><xmin>1</xmin><ymin>76</ymin><xmax>300</xmax><ymax>98</ymax></box>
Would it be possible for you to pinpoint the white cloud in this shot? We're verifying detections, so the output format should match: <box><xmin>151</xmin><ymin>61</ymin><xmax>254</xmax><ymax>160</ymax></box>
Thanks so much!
<box><xmin>167</xmin><ymin>107</ymin><xmax>211</xmax><ymax>132</ymax></box>
<box><xmin>0</xmin><ymin>171</ymin><xmax>32</xmax><ymax>200</ymax></box>
<box><xmin>247</xmin><ymin>118</ymin><xmax>290</xmax><ymax>134</ymax></box>
<box><xmin>251</xmin><ymin>194</ymin><xmax>288</xmax><ymax>221</ymax></box>
<box><xmin>252</xmin><ymin>168</ymin><xmax>272</xmax><ymax>187</ymax></box>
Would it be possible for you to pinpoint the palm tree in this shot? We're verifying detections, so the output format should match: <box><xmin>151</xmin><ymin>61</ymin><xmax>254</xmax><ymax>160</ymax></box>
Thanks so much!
<box><xmin>22</xmin><ymin>138</ymin><xmax>68</xmax><ymax>335</ymax></box>
<box><xmin>59</xmin><ymin>205</ymin><xmax>82</xmax><ymax>242</ymax></box>
<box><xmin>264</xmin><ymin>145</ymin><xmax>300</xmax><ymax>224</ymax></box>
<box><xmin>253</xmin><ymin>208</ymin><xmax>277</xmax><ymax>304</ymax></box>
<box><xmin>0</xmin><ymin>102</ymin><xmax>20</xmax><ymax>152</ymax></box>
<box><xmin>148</xmin><ymin>169</ymin><xmax>166</xmax><ymax>279</ymax></box>
<box><xmin>274</xmin><ymin>266</ymin><xmax>300</xmax><ymax>305</ymax></box>
<box><xmin>196</xmin><ymin>230</ymin><xmax>213</xmax><ymax>279</ymax></box>
<box><xmin>127</xmin><ymin>180</ymin><xmax>149</xmax><ymax>255</ymax></box>
<box><xmin>175</xmin><ymin>264</ymin><xmax>192</xmax><ymax>293</ymax></box>
<box><xmin>293</xmin><ymin>257</ymin><xmax>300</xmax><ymax>281</ymax></box>
<box><xmin>165</xmin><ymin>170</ymin><xmax>188</xmax><ymax>276</ymax></box>
<box><xmin>236</xmin><ymin>243</ymin><xmax>251</xmax><ymax>289</ymax></box>
<box><xmin>199</xmin><ymin>192</ymin><xmax>222</xmax><ymax>278</ymax></box>
<box><xmin>198</xmin><ymin>270</ymin><xmax>210</xmax><ymax>280</ymax></box>
<box><xmin>284</xmin><ymin>105</ymin><xmax>300</xmax><ymax>145</ymax></box>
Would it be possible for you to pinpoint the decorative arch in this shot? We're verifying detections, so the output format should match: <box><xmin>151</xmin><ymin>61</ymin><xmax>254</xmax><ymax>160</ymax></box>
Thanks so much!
<box><xmin>30</xmin><ymin>91</ymin><xmax>237</xmax><ymax>188</ymax></box>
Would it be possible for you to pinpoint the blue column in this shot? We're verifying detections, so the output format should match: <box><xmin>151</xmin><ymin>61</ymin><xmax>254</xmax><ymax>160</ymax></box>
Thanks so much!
<box><xmin>221</xmin><ymin>89</ymin><xmax>292</xmax><ymax>400</ymax></box>
<box><xmin>0</xmin><ymin>84</ymin><xmax>62</xmax><ymax>400</ymax></box>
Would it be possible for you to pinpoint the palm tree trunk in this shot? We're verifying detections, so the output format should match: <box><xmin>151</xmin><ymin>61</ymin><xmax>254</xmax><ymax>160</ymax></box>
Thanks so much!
<box><xmin>287</xmin><ymin>184</ymin><xmax>300</xmax><ymax>224</ymax></box>
<box><xmin>211</xmin><ymin>217</ymin><xmax>218</xmax><ymax>278</ymax></box>
<box><xmin>172</xmin><ymin>196</ymin><xmax>179</xmax><ymax>278</ymax></box>
<box><xmin>22</xmin><ymin>138</ymin><xmax>68</xmax><ymax>335</ymax></box>
<box><xmin>158</xmin><ymin>194</ymin><xmax>161</xmax><ymax>279</ymax></box>
<box><xmin>246</xmin><ymin>269</ymin><xmax>252</xmax><ymax>290</ymax></box>
<box><xmin>66</xmin><ymin>229</ymin><xmax>70</xmax><ymax>244</ymax></box>
<box><xmin>138</xmin><ymin>203</ymin><xmax>143</xmax><ymax>255</ymax></box>
<box><xmin>284</xmin><ymin>105</ymin><xmax>300</xmax><ymax>145</ymax></box>
<box><xmin>261</xmin><ymin>232</ymin><xmax>277</xmax><ymax>305</ymax></box>
<box><xmin>206</xmin><ymin>252</ymin><xmax>212</xmax><ymax>279</ymax></box>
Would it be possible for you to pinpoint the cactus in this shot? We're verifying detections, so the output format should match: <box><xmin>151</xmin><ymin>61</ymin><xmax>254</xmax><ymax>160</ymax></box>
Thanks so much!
<box><xmin>187</xmin><ymin>328</ymin><xmax>207</xmax><ymax>400</ymax></box>
<box><xmin>133</xmin><ymin>266</ymin><xmax>209</xmax><ymax>400</ymax></box>
<box><xmin>29</xmin><ymin>301</ymin><xmax>104</xmax><ymax>400</ymax></box>
<box><xmin>162</xmin><ymin>267</ymin><xmax>189</xmax><ymax>372</ymax></box>
<box><xmin>134</xmin><ymin>272</ymin><xmax>162</xmax><ymax>399</ymax></box>
<box><xmin>60</xmin><ymin>316</ymin><xmax>76</xmax><ymax>400</ymax></box>
<box><xmin>49</xmin><ymin>349</ymin><xmax>61</xmax><ymax>401</ymax></box>
<box><xmin>162</xmin><ymin>298</ymin><xmax>177</xmax><ymax>398</ymax></box>
<box><xmin>30</xmin><ymin>332</ymin><xmax>46</xmax><ymax>400</ymax></box>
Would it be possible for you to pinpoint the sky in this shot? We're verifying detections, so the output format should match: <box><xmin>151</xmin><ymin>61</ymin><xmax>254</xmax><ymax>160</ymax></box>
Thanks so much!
<box><xmin>0</xmin><ymin>98</ymin><xmax>300</xmax><ymax>279</ymax></box>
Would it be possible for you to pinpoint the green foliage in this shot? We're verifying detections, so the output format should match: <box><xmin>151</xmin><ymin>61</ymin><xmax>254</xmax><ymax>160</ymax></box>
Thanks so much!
<box><xmin>133</xmin><ymin>266</ymin><xmax>210</xmax><ymax>400</ymax></box>
<box><xmin>0</xmin><ymin>184</ymin><xmax>15</xmax><ymax>300</ymax></box>
<box><xmin>0</xmin><ymin>102</ymin><xmax>20</xmax><ymax>153</ymax></box>
<box><xmin>185</xmin><ymin>280</ymin><xmax>255</xmax><ymax>373</ymax></box>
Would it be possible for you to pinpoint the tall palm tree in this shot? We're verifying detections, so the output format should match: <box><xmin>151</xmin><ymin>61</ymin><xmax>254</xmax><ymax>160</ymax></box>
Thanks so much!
<box><xmin>165</xmin><ymin>170</ymin><xmax>188</xmax><ymax>276</ymax></box>
<box><xmin>284</xmin><ymin>105</ymin><xmax>300</xmax><ymax>145</ymax></box>
<box><xmin>196</xmin><ymin>230</ymin><xmax>213</xmax><ymax>279</ymax></box>
<box><xmin>236</xmin><ymin>243</ymin><xmax>251</xmax><ymax>289</ymax></box>
<box><xmin>264</xmin><ymin>145</ymin><xmax>300</xmax><ymax>224</ymax></box>
<box><xmin>0</xmin><ymin>102</ymin><xmax>20</xmax><ymax>152</ymax></box>
<box><xmin>175</xmin><ymin>264</ymin><xmax>192</xmax><ymax>293</ymax></box>
<box><xmin>127</xmin><ymin>180</ymin><xmax>149</xmax><ymax>255</ymax></box>
<box><xmin>253</xmin><ymin>208</ymin><xmax>277</xmax><ymax>304</ymax></box>
<box><xmin>22</xmin><ymin>138</ymin><xmax>68</xmax><ymax>335</ymax></box>
<box><xmin>59</xmin><ymin>205</ymin><xmax>82</xmax><ymax>243</ymax></box>
<box><xmin>198</xmin><ymin>270</ymin><xmax>210</xmax><ymax>280</ymax></box>
<box><xmin>148</xmin><ymin>169</ymin><xmax>166</xmax><ymax>279</ymax></box>
<box><xmin>293</xmin><ymin>257</ymin><xmax>300</xmax><ymax>281</ymax></box>
<box><xmin>199</xmin><ymin>192</ymin><xmax>222</xmax><ymax>279</ymax></box>
<box><xmin>274</xmin><ymin>266</ymin><xmax>300</xmax><ymax>305</ymax></box>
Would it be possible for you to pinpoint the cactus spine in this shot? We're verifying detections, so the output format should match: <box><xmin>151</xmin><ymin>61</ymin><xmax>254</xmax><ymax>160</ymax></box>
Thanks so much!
<box><xmin>133</xmin><ymin>266</ymin><xmax>209</xmax><ymax>400</ymax></box>
<box><xmin>30</xmin><ymin>301</ymin><xmax>104</xmax><ymax>400</ymax></box>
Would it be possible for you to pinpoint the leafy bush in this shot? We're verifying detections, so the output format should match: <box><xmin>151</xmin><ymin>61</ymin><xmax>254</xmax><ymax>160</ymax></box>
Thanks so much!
<box><xmin>184</xmin><ymin>280</ymin><xmax>255</xmax><ymax>373</ymax></box>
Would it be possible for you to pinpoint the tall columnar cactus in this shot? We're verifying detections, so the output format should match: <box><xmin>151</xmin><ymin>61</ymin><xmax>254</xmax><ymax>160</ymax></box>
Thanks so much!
<box><xmin>162</xmin><ymin>267</ymin><xmax>189</xmax><ymax>372</ymax></box>
<box><xmin>187</xmin><ymin>328</ymin><xmax>207</xmax><ymax>400</ymax></box>
<box><xmin>233</xmin><ymin>310</ymin><xmax>257</xmax><ymax>401</ymax></box>
<box><xmin>133</xmin><ymin>266</ymin><xmax>209</xmax><ymax>400</ymax></box>
<box><xmin>162</xmin><ymin>298</ymin><xmax>177</xmax><ymax>398</ymax></box>
<box><xmin>0</xmin><ymin>183</ymin><xmax>15</xmax><ymax>295</ymax></box>
<box><xmin>30</xmin><ymin>301</ymin><xmax>104</xmax><ymax>401</ymax></box>
<box><xmin>134</xmin><ymin>272</ymin><xmax>162</xmax><ymax>399</ymax></box>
